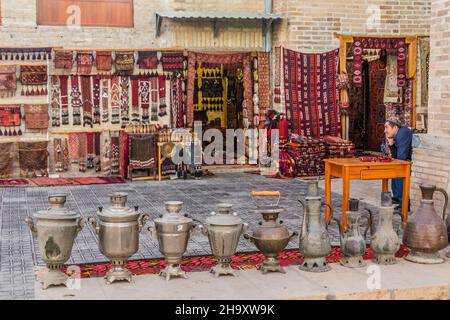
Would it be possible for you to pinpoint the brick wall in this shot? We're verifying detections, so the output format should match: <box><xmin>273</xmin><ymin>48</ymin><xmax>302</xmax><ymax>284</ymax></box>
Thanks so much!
<box><xmin>411</xmin><ymin>0</ymin><xmax>450</xmax><ymax>215</ymax></box>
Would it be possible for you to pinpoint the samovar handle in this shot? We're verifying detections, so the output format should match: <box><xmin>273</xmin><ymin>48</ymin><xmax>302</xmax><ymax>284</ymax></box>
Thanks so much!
<box><xmin>251</xmin><ymin>191</ymin><xmax>281</xmax><ymax>206</ymax></box>
<box><xmin>76</xmin><ymin>218</ymin><xmax>86</xmax><ymax>235</ymax></box>
<box><xmin>138</xmin><ymin>213</ymin><xmax>150</xmax><ymax>232</ymax></box>
<box><xmin>88</xmin><ymin>217</ymin><xmax>100</xmax><ymax>235</ymax></box>
<box><xmin>360</xmin><ymin>214</ymin><xmax>371</xmax><ymax>243</ymax></box>
<box><xmin>25</xmin><ymin>217</ymin><xmax>37</xmax><ymax>238</ymax></box>
<box><xmin>147</xmin><ymin>226</ymin><xmax>158</xmax><ymax>240</ymax></box>
<box><xmin>321</xmin><ymin>202</ymin><xmax>334</xmax><ymax>230</ymax></box>
<box><xmin>435</xmin><ymin>187</ymin><xmax>449</xmax><ymax>220</ymax></box>
<box><xmin>289</xmin><ymin>231</ymin><xmax>299</xmax><ymax>241</ymax></box>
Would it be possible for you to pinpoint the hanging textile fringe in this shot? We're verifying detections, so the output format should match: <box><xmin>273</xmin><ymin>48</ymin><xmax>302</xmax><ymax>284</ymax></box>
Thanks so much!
<box><xmin>0</xmin><ymin>48</ymin><xmax>51</xmax><ymax>61</ymax></box>
<box><xmin>50</xmin><ymin>76</ymin><xmax>61</xmax><ymax>127</ymax></box>
<box><xmin>19</xmin><ymin>65</ymin><xmax>48</xmax><ymax>96</ymax></box>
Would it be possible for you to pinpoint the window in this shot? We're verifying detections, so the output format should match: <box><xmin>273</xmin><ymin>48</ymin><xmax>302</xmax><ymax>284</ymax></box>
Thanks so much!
<box><xmin>36</xmin><ymin>0</ymin><xmax>134</xmax><ymax>27</ymax></box>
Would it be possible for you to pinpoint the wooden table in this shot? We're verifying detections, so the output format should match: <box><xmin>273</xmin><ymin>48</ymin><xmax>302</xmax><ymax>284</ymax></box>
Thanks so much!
<box><xmin>324</xmin><ymin>158</ymin><xmax>411</xmax><ymax>231</ymax></box>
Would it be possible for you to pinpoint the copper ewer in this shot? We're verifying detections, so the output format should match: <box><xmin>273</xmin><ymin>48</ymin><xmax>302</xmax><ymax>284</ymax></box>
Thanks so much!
<box><xmin>403</xmin><ymin>184</ymin><xmax>448</xmax><ymax>264</ymax></box>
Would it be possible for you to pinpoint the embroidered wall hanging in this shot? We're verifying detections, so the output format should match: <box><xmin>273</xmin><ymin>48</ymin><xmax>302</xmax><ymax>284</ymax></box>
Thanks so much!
<box><xmin>68</xmin><ymin>133</ymin><xmax>79</xmax><ymax>163</ymax></box>
<box><xmin>63</xmin><ymin>138</ymin><xmax>70</xmax><ymax>170</ymax></box>
<box><xmin>161</xmin><ymin>51</ymin><xmax>184</xmax><ymax>73</ymax></box>
<box><xmin>139</xmin><ymin>77</ymin><xmax>150</xmax><ymax>122</ymax></box>
<box><xmin>352</xmin><ymin>37</ymin><xmax>406</xmax><ymax>87</ymax></box>
<box><xmin>93</xmin><ymin>77</ymin><xmax>101</xmax><ymax>124</ymax></box>
<box><xmin>77</xmin><ymin>133</ymin><xmax>87</xmax><ymax>172</ymax></box>
<box><xmin>283</xmin><ymin>48</ymin><xmax>341</xmax><ymax>138</ymax></box>
<box><xmin>120</xmin><ymin>76</ymin><xmax>130</xmax><ymax>127</ymax></box>
<box><xmin>54</xmin><ymin>138</ymin><xmax>64</xmax><ymax>172</ymax></box>
<box><xmin>131</xmin><ymin>78</ymin><xmax>140</xmax><ymax>122</ymax></box>
<box><xmin>0</xmin><ymin>65</ymin><xmax>17</xmax><ymax>98</ymax></box>
<box><xmin>110</xmin><ymin>134</ymin><xmax>120</xmax><ymax>175</ymax></box>
<box><xmin>54</xmin><ymin>51</ymin><xmax>74</xmax><ymax>69</ymax></box>
<box><xmin>80</xmin><ymin>76</ymin><xmax>93</xmax><ymax>127</ymax></box>
<box><xmin>18</xmin><ymin>141</ymin><xmax>49</xmax><ymax>177</ymax></box>
<box><xmin>60</xmin><ymin>76</ymin><xmax>70</xmax><ymax>125</ymax></box>
<box><xmin>0</xmin><ymin>142</ymin><xmax>14</xmax><ymax>178</ymax></box>
<box><xmin>115</xmin><ymin>52</ymin><xmax>135</xmax><ymax>74</ymax></box>
<box><xmin>19</xmin><ymin>65</ymin><xmax>48</xmax><ymax>96</ymax></box>
<box><xmin>24</xmin><ymin>104</ymin><xmax>49</xmax><ymax>129</ymax></box>
<box><xmin>0</xmin><ymin>48</ymin><xmax>52</xmax><ymax>61</ymax></box>
<box><xmin>111</xmin><ymin>76</ymin><xmax>121</xmax><ymax>124</ymax></box>
<box><xmin>257</xmin><ymin>52</ymin><xmax>270</xmax><ymax>112</ymax></box>
<box><xmin>419</xmin><ymin>38</ymin><xmax>430</xmax><ymax>109</ymax></box>
<box><xmin>129</xmin><ymin>134</ymin><xmax>156</xmax><ymax>169</ymax></box>
<box><xmin>0</xmin><ymin>105</ymin><xmax>21</xmax><ymax>128</ymax></box>
<box><xmin>171</xmin><ymin>76</ymin><xmax>184</xmax><ymax>128</ymax></box>
<box><xmin>50</xmin><ymin>76</ymin><xmax>61</xmax><ymax>127</ymax></box>
<box><xmin>96</xmin><ymin>51</ymin><xmax>113</xmax><ymax>71</ymax></box>
<box><xmin>150</xmin><ymin>77</ymin><xmax>159</xmax><ymax>122</ymax></box>
<box><xmin>70</xmin><ymin>75</ymin><xmax>82</xmax><ymax>125</ymax></box>
<box><xmin>77</xmin><ymin>52</ymin><xmax>95</xmax><ymax>75</ymax></box>
<box><xmin>138</xmin><ymin>51</ymin><xmax>159</xmax><ymax>69</ymax></box>
<box><xmin>101</xmin><ymin>79</ymin><xmax>110</xmax><ymax>123</ymax></box>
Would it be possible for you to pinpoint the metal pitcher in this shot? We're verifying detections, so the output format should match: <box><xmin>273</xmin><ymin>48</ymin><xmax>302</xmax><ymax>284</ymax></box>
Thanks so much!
<box><xmin>199</xmin><ymin>203</ymin><xmax>248</xmax><ymax>277</ymax></box>
<box><xmin>148</xmin><ymin>201</ymin><xmax>195</xmax><ymax>281</ymax></box>
<box><xmin>403</xmin><ymin>184</ymin><xmax>448</xmax><ymax>264</ymax></box>
<box><xmin>333</xmin><ymin>199</ymin><xmax>370</xmax><ymax>268</ymax></box>
<box><xmin>366</xmin><ymin>192</ymin><xmax>400</xmax><ymax>265</ymax></box>
<box><xmin>298</xmin><ymin>180</ymin><xmax>332</xmax><ymax>272</ymax></box>
<box><xmin>26</xmin><ymin>194</ymin><xmax>85</xmax><ymax>289</ymax></box>
<box><xmin>89</xmin><ymin>192</ymin><xmax>149</xmax><ymax>284</ymax></box>
<box><xmin>243</xmin><ymin>191</ymin><xmax>298</xmax><ymax>274</ymax></box>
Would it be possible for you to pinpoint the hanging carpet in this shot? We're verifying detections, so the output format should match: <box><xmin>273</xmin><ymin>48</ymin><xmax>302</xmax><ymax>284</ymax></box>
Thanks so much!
<box><xmin>96</xmin><ymin>51</ymin><xmax>113</xmax><ymax>71</ymax></box>
<box><xmin>0</xmin><ymin>105</ymin><xmax>21</xmax><ymax>127</ymax></box>
<box><xmin>18</xmin><ymin>141</ymin><xmax>49</xmax><ymax>177</ymax></box>
<box><xmin>129</xmin><ymin>134</ymin><xmax>156</xmax><ymax>169</ymax></box>
<box><xmin>19</xmin><ymin>65</ymin><xmax>48</xmax><ymax>96</ymax></box>
<box><xmin>24</xmin><ymin>104</ymin><xmax>49</xmax><ymax>129</ymax></box>
<box><xmin>138</xmin><ymin>51</ymin><xmax>159</xmax><ymax>69</ymax></box>
<box><xmin>0</xmin><ymin>65</ymin><xmax>17</xmax><ymax>98</ymax></box>
<box><xmin>0</xmin><ymin>142</ymin><xmax>14</xmax><ymax>178</ymax></box>
<box><xmin>283</xmin><ymin>48</ymin><xmax>340</xmax><ymax>138</ymax></box>
<box><xmin>160</xmin><ymin>51</ymin><xmax>184</xmax><ymax>73</ymax></box>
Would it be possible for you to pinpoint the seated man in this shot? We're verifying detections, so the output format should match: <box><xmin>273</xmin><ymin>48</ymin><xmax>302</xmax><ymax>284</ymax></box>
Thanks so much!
<box><xmin>384</xmin><ymin>117</ymin><xmax>412</xmax><ymax>212</ymax></box>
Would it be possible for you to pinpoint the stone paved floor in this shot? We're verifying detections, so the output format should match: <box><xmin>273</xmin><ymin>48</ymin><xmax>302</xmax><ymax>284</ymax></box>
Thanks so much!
<box><xmin>0</xmin><ymin>172</ymin><xmax>398</xmax><ymax>300</ymax></box>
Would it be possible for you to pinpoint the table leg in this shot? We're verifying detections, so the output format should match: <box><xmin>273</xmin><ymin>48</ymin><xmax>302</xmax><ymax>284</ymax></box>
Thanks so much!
<box><xmin>325</xmin><ymin>162</ymin><xmax>332</xmax><ymax>224</ymax></box>
<box><xmin>342</xmin><ymin>168</ymin><xmax>350</xmax><ymax>231</ymax></box>
<box><xmin>382</xmin><ymin>179</ymin><xmax>389</xmax><ymax>192</ymax></box>
<box><xmin>401</xmin><ymin>166</ymin><xmax>411</xmax><ymax>228</ymax></box>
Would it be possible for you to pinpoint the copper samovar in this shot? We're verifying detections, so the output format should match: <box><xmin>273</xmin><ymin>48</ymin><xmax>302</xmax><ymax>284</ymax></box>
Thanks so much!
<box><xmin>148</xmin><ymin>201</ymin><xmax>194</xmax><ymax>281</ymax></box>
<box><xmin>89</xmin><ymin>192</ymin><xmax>149</xmax><ymax>284</ymax></box>
<box><xmin>403</xmin><ymin>184</ymin><xmax>448</xmax><ymax>264</ymax></box>
<box><xmin>244</xmin><ymin>191</ymin><xmax>298</xmax><ymax>274</ymax></box>
<box><xmin>26</xmin><ymin>194</ymin><xmax>85</xmax><ymax>289</ymax></box>
<box><xmin>199</xmin><ymin>203</ymin><xmax>248</xmax><ymax>277</ymax></box>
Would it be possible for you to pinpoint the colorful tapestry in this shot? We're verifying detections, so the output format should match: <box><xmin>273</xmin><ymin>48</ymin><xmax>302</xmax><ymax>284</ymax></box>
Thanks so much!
<box><xmin>131</xmin><ymin>79</ymin><xmax>140</xmax><ymax>122</ymax></box>
<box><xmin>101</xmin><ymin>79</ymin><xmax>110</xmax><ymax>123</ymax></box>
<box><xmin>68</xmin><ymin>133</ymin><xmax>79</xmax><ymax>163</ymax></box>
<box><xmin>129</xmin><ymin>134</ymin><xmax>156</xmax><ymax>168</ymax></box>
<box><xmin>138</xmin><ymin>51</ymin><xmax>159</xmax><ymax>69</ymax></box>
<box><xmin>366</xmin><ymin>59</ymin><xmax>386</xmax><ymax>151</ymax></box>
<box><xmin>419</xmin><ymin>38</ymin><xmax>430</xmax><ymax>109</ymax></box>
<box><xmin>54</xmin><ymin>51</ymin><xmax>74</xmax><ymax>70</ymax></box>
<box><xmin>257</xmin><ymin>52</ymin><xmax>270</xmax><ymax>112</ymax></box>
<box><xmin>0</xmin><ymin>105</ymin><xmax>21</xmax><ymax>127</ymax></box>
<box><xmin>110</xmin><ymin>134</ymin><xmax>120</xmax><ymax>175</ymax></box>
<box><xmin>171</xmin><ymin>76</ymin><xmax>184</xmax><ymax>128</ymax></box>
<box><xmin>96</xmin><ymin>51</ymin><xmax>113</xmax><ymax>71</ymax></box>
<box><xmin>274</xmin><ymin>47</ymin><xmax>282</xmax><ymax>105</ymax></box>
<box><xmin>76</xmin><ymin>52</ymin><xmax>94</xmax><ymax>75</ymax></box>
<box><xmin>0</xmin><ymin>47</ymin><xmax>51</xmax><ymax>61</ymax></box>
<box><xmin>0</xmin><ymin>65</ymin><xmax>17</xmax><ymax>98</ymax></box>
<box><xmin>404</xmin><ymin>78</ymin><xmax>413</xmax><ymax>128</ymax></box>
<box><xmin>119</xmin><ymin>132</ymin><xmax>129</xmax><ymax>178</ymax></box>
<box><xmin>77</xmin><ymin>133</ymin><xmax>87</xmax><ymax>171</ymax></box>
<box><xmin>283</xmin><ymin>48</ymin><xmax>340</xmax><ymax>138</ymax></box>
<box><xmin>63</xmin><ymin>138</ymin><xmax>70</xmax><ymax>170</ymax></box>
<box><xmin>150</xmin><ymin>77</ymin><xmax>158</xmax><ymax>122</ymax></box>
<box><xmin>115</xmin><ymin>52</ymin><xmax>135</xmax><ymax>74</ymax></box>
<box><xmin>80</xmin><ymin>76</ymin><xmax>93</xmax><ymax>127</ymax></box>
<box><xmin>60</xmin><ymin>76</ymin><xmax>69</xmax><ymax>125</ymax></box>
<box><xmin>92</xmin><ymin>77</ymin><xmax>101</xmax><ymax>124</ymax></box>
<box><xmin>54</xmin><ymin>138</ymin><xmax>64</xmax><ymax>172</ymax></box>
<box><xmin>111</xmin><ymin>76</ymin><xmax>121</xmax><ymax>124</ymax></box>
<box><xmin>187</xmin><ymin>51</ymin><xmax>252</xmax><ymax>127</ymax></box>
<box><xmin>19</xmin><ymin>65</ymin><xmax>48</xmax><ymax>96</ymax></box>
<box><xmin>18</xmin><ymin>141</ymin><xmax>49</xmax><ymax>177</ymax></box>
<box><xmin>70</xmin><ymin>76</ymin><xmax>82</xmax><ymax>125</ymax></box>
<box><xmin>0</xmin><ymin>143</ymin><xmax>14</xmax><ymax>178</ymax></box>
<box><xmin>120</xmin><ymin>76</ymin><xmax>130</xmax><ymax>126</ymax></box>
<box><xmin>352</xmin><ymin>37</ymin><xmax>406</xmax><ymax>87</ymax></box>
<box><xmin>139</xmin><ymin>77</ymin><xmax>150</xmax><ymax>122</ymax></box>
<box><xmin>24</xmin><ymin>104</ymin><xmax>49</xmax><ymax>129</ymax></box>
<box><xmin>383</xmin><ymin>54</ymin><xmax>402</xmax><ymax>103</ymax></box>
<box><xmin>160</xmin><ymin>51</ymin><xmax>184</xmax><ymax>73</ymax></box>
<box><xmin>50</xmin><ymin>76</ymin><xmax>61</xmax><ymax>127</ymax></box>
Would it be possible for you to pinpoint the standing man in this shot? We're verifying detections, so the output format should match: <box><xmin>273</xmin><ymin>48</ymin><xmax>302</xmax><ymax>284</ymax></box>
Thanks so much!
<box><xmin>384</xmin><ymin>117</ymin><xmax>413</xmax><ymax>212</ymax></box>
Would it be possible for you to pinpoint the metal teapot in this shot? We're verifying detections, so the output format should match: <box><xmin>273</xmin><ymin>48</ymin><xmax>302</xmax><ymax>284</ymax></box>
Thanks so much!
<box><xmin>199</xmin><ymin>203</ymin><xmax>248</xmax><ymax>277</ymax></box>
<box><xmin>89</xmin><ymin>192</ymin><xmax>149</xmax><ymax>284</ymax></box>
<box><xmin>366</xmin><ymin>192</ymin><xmax>400</xmax><ymax>265</ymax></box>
<box><xmin>298</xmin><ymin>180</ymin><xmax>332</xmax><ymax>272</ymax></box>
<box><xmin>333</xmin><ymin>199</ymin><xmax>370</xmax><ymax>268</ymax></box>
<box><xmin>26</xmin><ymin>194</ymin><xmax>85</xmax><ymax>289</ymax></box>
<box><xmin>403</xmin><ymin>184</ymin><xmax>448</xmax><ymax>264</ymax></box>
<box><xmin>243</xmin><ymin>191</ymin><xmax>298</xmax><ymax>274</ymax></box>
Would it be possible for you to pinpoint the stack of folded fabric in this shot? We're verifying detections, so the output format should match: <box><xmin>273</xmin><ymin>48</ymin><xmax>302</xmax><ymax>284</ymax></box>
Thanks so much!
<box><xmin>323</xmin><ymin>135</ymin><xmax>356</xmax><ymax>159</ymax></box>
<box><xmin>284</xmin><ymin>135</ymin><xmax>326</xmax><ymax>177</ymax></box>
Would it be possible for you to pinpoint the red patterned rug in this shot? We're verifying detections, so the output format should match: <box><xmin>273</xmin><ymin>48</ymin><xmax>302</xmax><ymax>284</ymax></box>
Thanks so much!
<box><xmin>64</xmin><ymin>245</ymin><xmax>411</xmax><ymax>279</ymax></box>
<box><xmin>0</xmin><ymin>178</ymin><xmax>33</xmax><ymax>187</ymax></box>
<box><xmin>30</xmin><ymin>176</ymin><xmax>126</xmax><ymax>187</ymax></box>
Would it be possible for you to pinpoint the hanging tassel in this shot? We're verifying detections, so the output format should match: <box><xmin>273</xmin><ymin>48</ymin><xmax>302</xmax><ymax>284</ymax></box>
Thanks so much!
<box><xmin>38</xmin><ymin>52</ymin><xmax>42</xmax><ymax>60</ymax></box>
<box><xmin>0</xmin><ymin>54</ymin><xmax>3</xmax><ymax>61</ymax></box>
<box><xmin>7</xmin><ymin>129</ymin><xmax>12</xmax><ymax>136</ymax></box>
<box><xmin>0</xmin><ymin>129</ymin><xmax>3</xmax><ymax>136</ymax></box>
<box><xmin>13</xmin><ymin>128</ymin><xmax>17</xmax><ymax>136</ymax></box>
<box><xmin>18</xmin><ymin>128</ymin><xmax>22</xmax><ymax>136</ymax></box>
<box><xmin>30</xmin><ymin>88</ymin><xmax>35</xmax><ymax>96</ymax></box>
<box><xmin>21</xmin><ymin>54</ymin><xmax>25</xmax><ymax>61</ymax></box>
<box><xmin>15</xmin><ymin>53</ymin><xmax>19</xmax><ymax>60</ymax></box>
<box><xmin>47</xmin><ymin>52</ymin><xmax>52</xmax><ymax>60</ymax></box>
<box><xmin>32</xmin><ymin>53</ymin><xmax>36</xmax><ymax>60</ymax></box>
